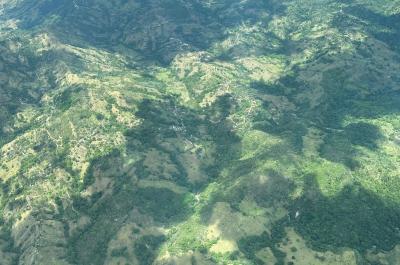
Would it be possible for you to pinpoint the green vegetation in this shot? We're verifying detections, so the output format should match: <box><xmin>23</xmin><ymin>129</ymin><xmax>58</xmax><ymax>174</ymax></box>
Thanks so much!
<box><xmin>134</xmin><ymin>235</ymin><xmax>166</xmax><ymax>265</ymax></box>
<box><xmin>293</xmin><ymin>176</ymin><xmax>400</xmax><ymax>252</ymax></box>
<box><xmin>0</xmin><ymin>0</ymin><xmax>399</xmax><ymax>264</ymax></box>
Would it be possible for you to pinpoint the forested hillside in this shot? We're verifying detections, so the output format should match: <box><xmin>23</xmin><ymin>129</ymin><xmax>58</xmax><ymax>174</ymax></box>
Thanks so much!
<box><xmin>0</xmin><ymin>1</ymin><xmax>400</xmax><ymax>264</ymax></box>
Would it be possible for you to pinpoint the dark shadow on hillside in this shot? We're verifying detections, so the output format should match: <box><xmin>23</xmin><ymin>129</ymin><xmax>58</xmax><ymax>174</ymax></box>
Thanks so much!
<box><xmin>246</xmin><ymin>1</ymin><xmax>400</xmax><ymax>156</ymax></box>
<box><xmin>5</xmin><ymin>0</ymin><xmax>288</xmax><ymax>65</ymax></box>
<box><xmin>315</xmin><ymin>88</ymin><xmax>398</xmax><ymax>169</ymax></box>
<box><xmin>236</xmin><ymin>173</ymin><xmax>400</xmax><ymax>264</ymax></box>
<box><xmin>340</xmin><ymin>5</ymin><xmax>400</xmax><ymax>52</ymax></box>
<box><xmin>125</xmin><ymin>94</ymin><xmax>241</xmax><ymax>190</ymax></box>
<box><xmin>0</xmin><ymin>41</ymin><xmax>46</xmax><ymax>146</ymax></box>
<box><xmin>0</xmin><ymin>34</ymin><xmax>87</xmax><ymax>148</ymax></box>
<box><xmin>291</xmin><ymin>174</ymin><xmax>400</xmax><ymax>252</ymax></box>
<box><xmin>250</xmin><ymin>46</ymin><xmax>399</xmax><ymax>169</ymax></box>
<box><xmin>250</xmin><ymin>73</ymin><xmax>313</xmax><ymax>154</ymax></box>
<box><xmin>201</xmin><ymin>166</ymin><xmax>296</xmax><ymax>222</ymax></box>
<box><xmin>225</xmin><ymin>169</ymin><xmax>295</xmax><ymax>265</ymax></box>
<box><xmin>67</xmin><ymin>94</ymin><xmax>241</xmax><ymax>264</ymax></box>
<box><xmin>198</xmin><ymin>166</ymin><xmax>295</xmax><ymax>264</ymax></box>
<box><xmin>319</xmin><ymin>121</ymin><xmax>383</xmax><ymax>169</ymax></box>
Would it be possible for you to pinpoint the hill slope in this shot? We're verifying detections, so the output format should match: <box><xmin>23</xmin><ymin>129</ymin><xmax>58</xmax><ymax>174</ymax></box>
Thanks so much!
<box><xmin>0</xmin><ymin>0</ymin><xmax>400</xmax><ymax>264</ymax></box>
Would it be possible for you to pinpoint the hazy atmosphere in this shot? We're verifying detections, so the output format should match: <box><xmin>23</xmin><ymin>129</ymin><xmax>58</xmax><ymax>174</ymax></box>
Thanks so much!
<box><xmin>0</xmin><ymin>1</ymin><xmax>400</xmax><ymax>264</ymax></box>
